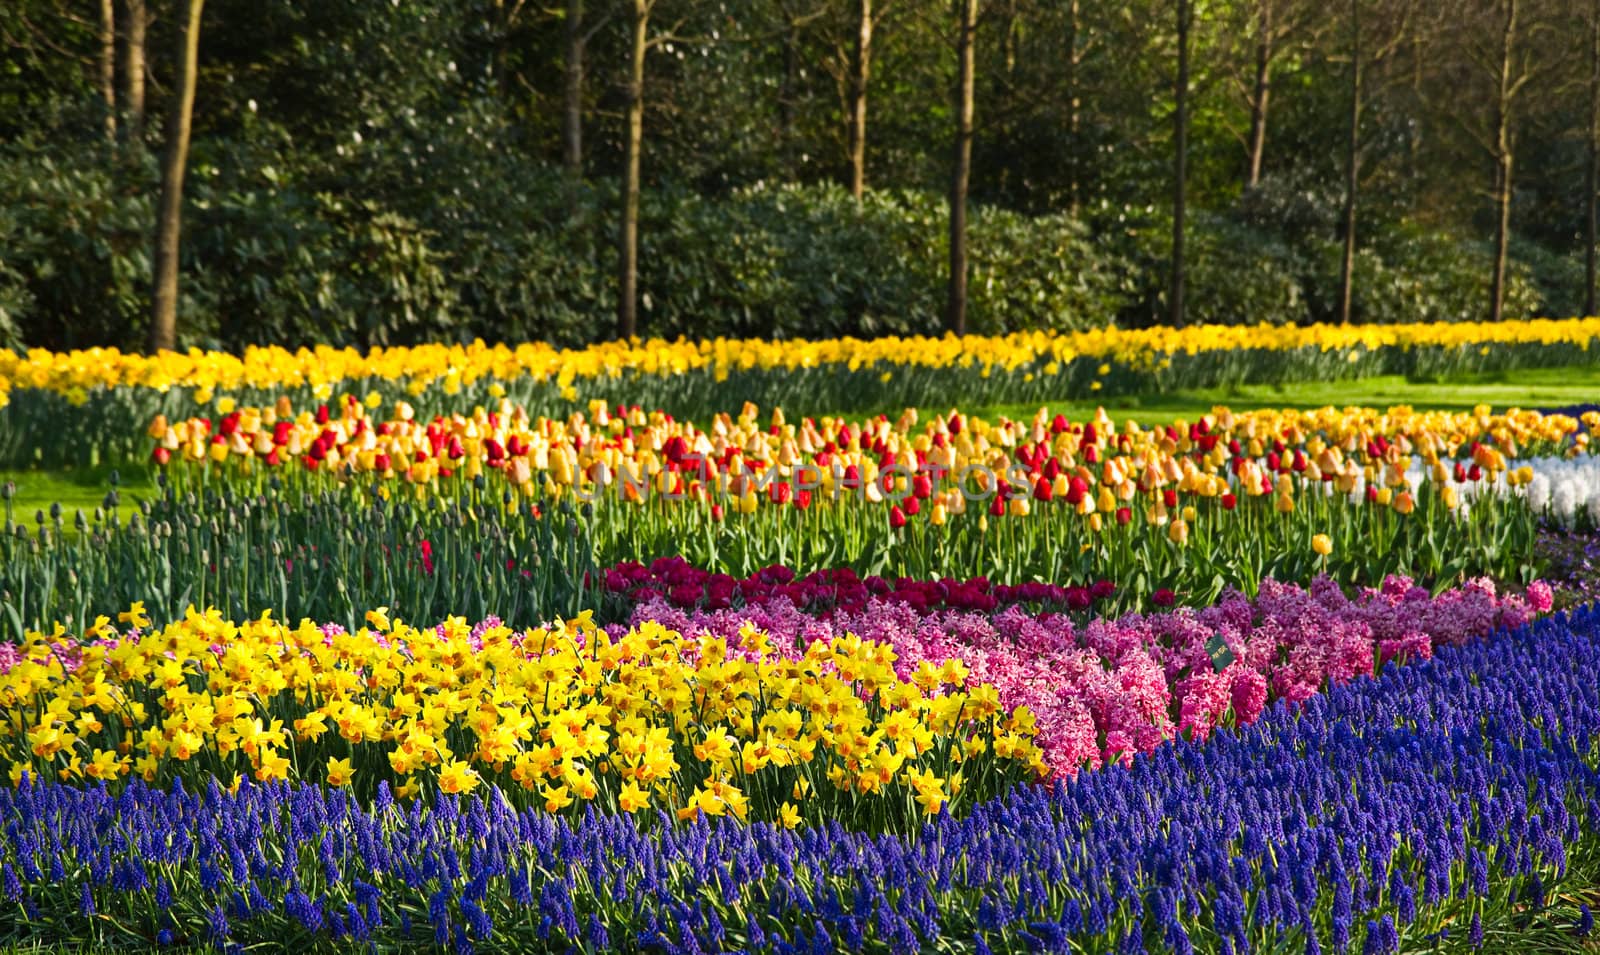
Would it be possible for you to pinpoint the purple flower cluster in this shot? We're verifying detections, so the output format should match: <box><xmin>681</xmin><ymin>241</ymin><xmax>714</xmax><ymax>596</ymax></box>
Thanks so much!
<box><xmin>603</xmin><ymin>556</ymin><xmax>1118</xmax><ymax>615</ymax></box>
<box><xmin>2</xmin><ymin>607</ymin><xmax>1596</xmax><ymax>952</ymax></box>
<box><xmin>618</xmin><ymin>575</ymin><xmax>1553</xmax><ymax>777</ymax></box>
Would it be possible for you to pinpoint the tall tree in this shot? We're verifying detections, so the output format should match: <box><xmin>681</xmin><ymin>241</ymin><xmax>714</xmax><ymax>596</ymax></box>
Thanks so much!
<box><xmin>1487</xmin><ymin>0</ymin><xmax>1520</xmax><ymax>324</ymax></box>
<box><xmin>846</xmin><ymin>0</ymin><xmax>882</xmax><ymax>200</ymax></box>
<box><xmin>947</xmin><ymin>0</ymin><xmax>977</xmax><ymax>334</ymax></box>
<box><xmin>1064</xmin><ymin>0</ymin><xmax>1083</xmax><ymax>211</ymax></box>
<box><xmin>1337</xmin><ymin>0</ymin><xmax>1361</xmax><ymax>325</ymax></box>
<box><xmin>617</xmin><ymin>0</ymin><xmax>649</xmax><ymax>340</ymax></box>
<box><xmin>563</xmin><ymin>0</ymin><xmax>612</xmax><ymax>218</ymax></box>
<box><xmin>1586</xmin><ymin>0</ymin><xmax>1598</xmax><ymax>315</ymax></box>
<box><xmin>1232</xmin><ymin>0</ymin><xmax>1315</xmax><ymax>190</ymax></box>
<box><xmin>1170</xmin><ymin>0</ymin><xmax>1191</xmax><ymax>327</ymax></box>
<box><xmin>1442</xmin><ymin>0</ymin><xmax>1557</xmax><ymax>323</ymax></box>
<box><xmin>98</xmin><ymin>0</ymin><xmax>114</xmax><ymax>141</ymax></box>
<box><xmin>120</xmin><ymin>0</ymin><xmax>146</xmax><ymax>143</ymax></box>
<box><xmin>148</xmin><ymin>0</ymin><xmax>204</xmax><ymax>353</ymax></box>
<box><xmin>1337</xmin><ymin>0</ymin><xmax>1410</xmax><ymax>324</ymax></box>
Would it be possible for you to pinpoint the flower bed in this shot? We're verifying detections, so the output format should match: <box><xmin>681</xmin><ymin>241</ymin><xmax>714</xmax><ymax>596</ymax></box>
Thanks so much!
<box><xmin>610</xmin><ymin>568</ymin><xmax>1552</xmax><ymax>776</ymax></box>
<box><xmin>0</xmin><ymin>607</ymin><xmax>1594</xmax><ymax>952</ymax></box>
<box><xmin>0</xmin><ymin>610</ymin><xmax>1042</xmax><ymax>832</ymax></box>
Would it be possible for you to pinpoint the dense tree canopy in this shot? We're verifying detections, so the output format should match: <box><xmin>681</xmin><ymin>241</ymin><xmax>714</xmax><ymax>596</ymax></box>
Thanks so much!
<box><xmin>1</xmin><ymin>0</ymin><xmax>1596</xmax><ymax>351</ymax></box>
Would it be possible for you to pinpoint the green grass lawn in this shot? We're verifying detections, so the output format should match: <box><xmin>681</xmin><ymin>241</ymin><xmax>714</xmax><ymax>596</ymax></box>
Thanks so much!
<box><xmin>0</xmin><ymin>464</ymin><xmax>156</xmax><ymax>528</ymax></box>
<box><xmin>826</xmin><ymin>365</ymin><xmax>1600</xmax><ymax>424</ymax></box>
<box><xmin>960</xmin><ymin>365</ymin><xmax>1600</xmax><ymax>425</ymax></box>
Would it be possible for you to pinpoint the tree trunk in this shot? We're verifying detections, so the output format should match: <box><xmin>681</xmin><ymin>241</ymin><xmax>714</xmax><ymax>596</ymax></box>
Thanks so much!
<box><xmin>99</xmin><ymin>0</ymin><xmax>117</xmax><ymax>142</ymax></box>
<box><xmin>1066</xmin><ymin>0</ymin><xmax>1081</xmax><ymax>213</ymax></box>
<box><xmin>563</xmin><ymin>0</ymin><xmax>586</xmax><ymax>219</ymax></box>
<box><xmin>1489</xmin><ymin>0</ymin><xmax>1518</xmax><ymax>325</ymax></box>
<box><xmin>947</xmin><ymin>0</ymin><xmax>977</xmax><ymax>336</ymax></box>
<box><xmin>149</xmin><ymin>0</ymin><xmax>205</xmax><ymax>354</ymax></box>
<box><xmin>617</xmin><ymin>0</ymin><xmax>648</xmax><ymax>341</ymax></box>
<box><xmin>1170</xmin><ymin>0</ymin><xmax>1190</xmax><ymax>327</ymax></box>
<box><xmin>1588</xmin><ymin>0</ymin><xmax>1598</xmax><ymax>316</ymax></box>
<box><xmin>1490</xmin><ymin>152</ymin><xmax>1512</xmax><ymax>324</ymax></box>
<box><xmin>1338</xmin><ymin>0</ymin><xmax>1360</xmax><ymax>325</ymax></box>
<box><xmin>1245</xmin><ymin>0</ymin><xmax>1271</xmax><ymax>190</ymax></box>
<box><xmin>121</xmin><ymin>0</ymin><xmax>146</xmax><ymax>144</ymax></box>
<box><xmin>847</xmin><ymin>0</ymin><xmax>873</xmax><ymax>201</ymax></box>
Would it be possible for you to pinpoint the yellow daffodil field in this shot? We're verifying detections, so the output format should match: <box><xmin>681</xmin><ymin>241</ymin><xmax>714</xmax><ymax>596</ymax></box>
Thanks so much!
<box><xmin>2</xmin><ymin>325</ymin><xmax>1600</xmax><ymax>952</ymax></box>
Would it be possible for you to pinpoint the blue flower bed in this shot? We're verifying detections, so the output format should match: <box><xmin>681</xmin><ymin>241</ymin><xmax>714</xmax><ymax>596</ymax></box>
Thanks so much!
<box><xmin>3</xmin><ymin>610</ymin><xmax>1600</xmax><ymax>952</ymax></box>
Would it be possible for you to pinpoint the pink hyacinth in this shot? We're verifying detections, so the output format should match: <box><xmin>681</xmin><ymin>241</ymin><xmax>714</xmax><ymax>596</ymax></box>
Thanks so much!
<box><xmin>616</xmin><ymin>574</ymin><xmax>1554</xmax><ymax>778</ymax></box>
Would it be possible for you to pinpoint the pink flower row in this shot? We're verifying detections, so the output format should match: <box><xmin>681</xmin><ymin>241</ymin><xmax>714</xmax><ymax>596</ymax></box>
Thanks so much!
<box><xmin>613</xmin><ymin>575</ymin><xmax>1555</xmax><ymax>777</ymax></box>
<box><xmin>602</xmin><ymin>556</ymin><xmax>1119</xmax><ymax>614</ymax></box>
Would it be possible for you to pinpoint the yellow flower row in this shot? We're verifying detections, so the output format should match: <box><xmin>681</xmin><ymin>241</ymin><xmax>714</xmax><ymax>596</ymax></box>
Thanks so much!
<box><xmin>5</xmin><ymin>317</ymin><xmax>1600</xmax><ymax>404</ymax></box>
<box><xmin>0</xmin><ymin>608</ymin><xmax>1044</xmax><ymax>827</ymax></box>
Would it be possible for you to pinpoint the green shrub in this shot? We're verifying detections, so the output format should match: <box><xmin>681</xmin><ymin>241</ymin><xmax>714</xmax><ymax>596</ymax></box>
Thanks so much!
<box><xmin>1117</xmin><ymin>211</ymin><xmax>1306</xmax><ymax>326</ymax></box>
<box><xmin>0</xmin><ymin>140</ymin><xmax>1583</xmax><ymax>351</ymax></box>
<box><xmin>1511</xmin><ymin>237</ymin><xmax>1586</xmax><ymax>319</ymax></box>
<box><xmin>0</xmin><ymin>148</ymin><xmax>154</xmax><ymax>350</ymax></box>
<box><xmin>1341</xmin><ymin>227</ymin><xmax>1543</xmax><ymax>324</ymax></box>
